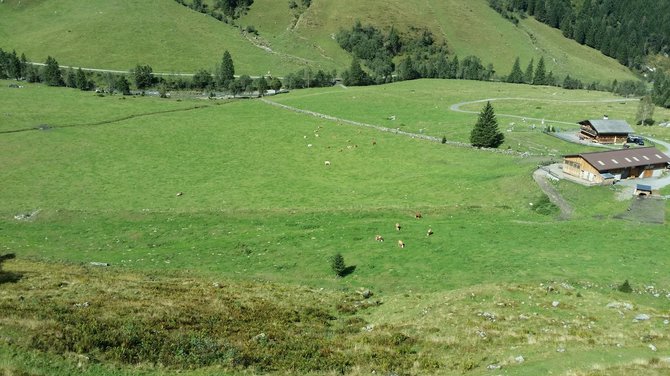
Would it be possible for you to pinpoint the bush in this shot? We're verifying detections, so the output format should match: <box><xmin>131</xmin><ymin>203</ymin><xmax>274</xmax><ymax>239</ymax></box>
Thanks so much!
<box><xmin>618</xmin><ymin>279</ymin><xmax>633</xmax><ymax>293</ymax></box>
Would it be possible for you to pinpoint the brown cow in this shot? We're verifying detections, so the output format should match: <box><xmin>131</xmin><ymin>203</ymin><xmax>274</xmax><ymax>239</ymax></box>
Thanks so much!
<box><xmin>415</xmin><ymin>212</ymin><xmax>422</xmax><ymax>219</ymax></box>
<box><xmin>398</xmin><ymin>240</ymin><xmax>405</xmax><ymax>248</ymax></box>
<box><xmin>395</xmin><ymin>223</ymin><xmax>401</xmax><ymax>231</ymax></box>
<box><xmin>426</xmin><ymin>228</ymin><xmax>433</xmax><ymax>236</ymax></box>
<box><xmin>375</xmin><ymin>235</ymin><xmax>384</xmax><ymax>242</ymax></box>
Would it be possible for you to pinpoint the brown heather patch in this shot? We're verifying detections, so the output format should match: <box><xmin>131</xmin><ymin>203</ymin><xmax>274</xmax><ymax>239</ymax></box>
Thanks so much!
<box><xmin>0</xmin><ymin>260</ymin><xmax>437</xmax><ymax>375</ymax></box>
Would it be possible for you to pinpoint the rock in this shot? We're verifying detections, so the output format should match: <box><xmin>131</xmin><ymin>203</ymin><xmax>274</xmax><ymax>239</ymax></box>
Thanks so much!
<box><xmin>663</xmin><ymin>319</ymin><xmax>669</xmax><ymax>325</ymax></box>
<box><xmin>480</xmin><ymin>311</ymin><xmax>497</xmax><ymax>321</ymax></box>
<box><xmin>648</xmin><ymin>344</ymin><xmax>657</xmax><ymax>352</ymax></box>
<box><xmin>607</xmin><ymin>301</ymin><xmax>633</xmax><ymax>310</ymax></box>
<box><xmin>515</xmin><ymin>355</ymin><xmax>525</xmax><ymax>363</ymax></box>
<box><xmin>487</xmin><ymin>364</ymin><xmax>501</xmax><ymax>370</ymax></box>
<box><xmin>89</xmin><ymin>262</ymin><xmax>110</xmax><ymax>267</ymax></box>
<box><xmin>74</xmin><ymin>302</ymin><xmax>90</xmax><ymax>308</ymax></box>
<box><xmin>556</xmin><ymin>347</ymin><xmax>566</xmax><ymax>353</ymax></box>
<box><xmin>360</xmin><ymin>289</ymin><xmax>373</xmax><ymax>299</ymax></box>
<box><xmin>518</xmin><ymin>314</ymin><xmax>530</xmax><ymax>320</ymax></box>
<box><xmin>634</xmin><ymin>314</ymin><xmax>650</xmax><ymax>322</ymax></box>
<box><xmin>552</xmin><ymin>301</ymin><xmax>560</xmax><ymax>307</ymax></box>
<box><xmin>252</xmin><ymin>333</ymin><xmax>267</xmax><ymax>342</ymax></box>
<box><xmin>363</xmin><ymin>324</ymin><xmax>375</xmax><ymax>332</ymax></box>
<box><xmin>212</xmin><ymin>282</ymin><xmax>221</xmax><ymax>288</ymax></box>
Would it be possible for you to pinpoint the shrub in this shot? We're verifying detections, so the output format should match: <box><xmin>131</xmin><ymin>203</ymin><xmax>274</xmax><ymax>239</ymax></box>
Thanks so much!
<box><xmin>618</xmin><ymin>279</ymin><xmax>632</xmax><ymax>293</ymax></box>
<box><xmin>330</xmin><ymin>253</ymin><xmax>346</xmax><ymax>277</ymax></box>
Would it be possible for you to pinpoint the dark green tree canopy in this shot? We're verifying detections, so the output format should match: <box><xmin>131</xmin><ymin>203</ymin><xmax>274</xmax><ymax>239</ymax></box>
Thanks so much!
<box><xmin>134</xmin><ymin>64</ymin><xmax>154</xmax><ymax>90</ymax></box>
<box><xmin>41</xmin><ymin>56</ymin><xmax>63</xmax><ymax>86</ymax></box>
<box><xmin>533</xmin><ymin>56</ymin><xmax>547</xmax><ymax>85</ymax></box>
<box><xmin>217</xmin><ymin>50</ymin><xmax>235</xmax><ymax>89</ymax></box>
<box><xmin>470</xmin><ymin>101</ymin><xmax>504</xmax><ymax>148</ymax></box>
<box><xmin>507</xmin><ymin>57</ymin><xmax>524</xmax><ymax>83</ymax></box>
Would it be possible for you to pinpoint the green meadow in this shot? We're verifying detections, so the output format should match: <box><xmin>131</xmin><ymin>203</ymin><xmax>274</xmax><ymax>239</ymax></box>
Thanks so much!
<box><xmin>0</xmin><ymin>0</ymin><xmax>639</xmax><ymax>82</ymax></box>
<box><xmin>1</xmin><ymin>79</ymin><xmax>670</xmax><ymax>375</ymax></box>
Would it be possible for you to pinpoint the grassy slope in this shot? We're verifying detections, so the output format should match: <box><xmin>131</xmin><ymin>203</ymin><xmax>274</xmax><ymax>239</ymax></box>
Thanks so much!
<box><xmin>1</xmin><ymin>0</ymin><xmax>637</xmax><ymax>82</ymax></box>
<box><xmin>2</xmin><ymin>80</ymin><xmax>670</xmax><ymax>375</ymax></box>
<box><xmin>0</xmin><ymin>0</ymin><xmax>305</xmax><ymax>74</ymax></box>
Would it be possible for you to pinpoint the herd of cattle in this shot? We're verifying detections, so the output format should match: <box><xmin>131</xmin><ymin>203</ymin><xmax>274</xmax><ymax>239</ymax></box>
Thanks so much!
<box><xmin>374</xmin><ymin>212</ymin><xmax>433</xmax><ymax>249</ymax></box>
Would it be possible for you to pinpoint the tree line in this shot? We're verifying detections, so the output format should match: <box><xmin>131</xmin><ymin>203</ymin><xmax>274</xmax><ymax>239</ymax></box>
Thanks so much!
<box><xmin>488</xmin><ymin>0</ymin><xmax>670</xmax><ymax>107</ymax></box>
<box><xmin>487</xmin><ymin>0</ymin><xmax>670</xmax><ymax>71</ymax></box>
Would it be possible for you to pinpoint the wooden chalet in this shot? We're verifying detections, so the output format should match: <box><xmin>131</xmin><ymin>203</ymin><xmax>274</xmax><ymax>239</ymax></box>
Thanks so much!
<box><xmin>563</xmin><ymin>147</ymin><xmax>670</xmax><ymax>184</ymax></box>
<box><xmin>578</xmin><ymin>119</ymin><xmax>633</xmax><ymax>144</ymax></box>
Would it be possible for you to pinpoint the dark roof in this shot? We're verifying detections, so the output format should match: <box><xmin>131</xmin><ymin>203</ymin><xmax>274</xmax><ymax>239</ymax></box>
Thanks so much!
<box><xmin>565</xmin><ymin>147</ymin><xmax>670</xmax><ymax>172</ymax></box>
<box><xmin>636</xmin><ymin>184</ymin><xmax>652</xmax><ymax>191</ymax></box>
<box><xmin>578</xmin><ymin>119</ymin><xmax>634</xmax><ymax>134</ymax></box>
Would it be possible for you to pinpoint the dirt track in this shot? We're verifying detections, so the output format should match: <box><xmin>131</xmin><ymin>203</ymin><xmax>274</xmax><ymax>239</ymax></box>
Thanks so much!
<box><xmin>532</xmin><ymin>168</ymin><xmax>573</xmax><ymax>220</ymax></box>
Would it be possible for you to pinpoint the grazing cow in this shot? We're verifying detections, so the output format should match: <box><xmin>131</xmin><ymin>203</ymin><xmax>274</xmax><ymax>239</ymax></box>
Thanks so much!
<box><xmin>324</xmin><ymin>160</ymin><xmax>331</xmax><ymax>166</ymax></box>
<box><xmin>398</xmin><ymin>240</ymin><xmax>405</xmax><ymax>248</ymax></box>
<box><xmin>427</xmin><ymin>228</ymin><xmax>433</xmax><ymax>236</ymax></box>
<box><xmin>375</xmin><ymin>235</ymin><xmax>384</xmax><ymax>242</ymax></box>
<box><xmin>415</xmin><ymin>212</ymin><xmax>422</xmax><ymax>219</ymax></box>
<box><xmin>176</xmin><ymin>192</ymin><xmax>183</xmax><ymax>197</ymax></box>
<box><xmin>395</xmin><ymin>223</ymin><xmax>401</xmax><ymax>231</ymax></box>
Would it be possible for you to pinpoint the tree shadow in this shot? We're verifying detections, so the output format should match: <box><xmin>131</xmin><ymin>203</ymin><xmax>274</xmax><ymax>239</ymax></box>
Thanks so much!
<box><xmin>340</xmin><ymin>265</ymin><xmax>356</xmax><ymax>278</ymax></box>
<box><xmin>0</xmin><ymin>271</ymin><xmax>23</xmax><ymax>284</ymax></box>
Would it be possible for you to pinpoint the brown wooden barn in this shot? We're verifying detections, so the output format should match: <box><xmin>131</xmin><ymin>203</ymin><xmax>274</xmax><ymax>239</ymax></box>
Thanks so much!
<box><xmin>578</xmin><ymin>119</ymin><xmax>633</xmax><ymax>144</ymax></box>
<box><xmin>563</xmin><ymin>147</ymin><xmax>670</xmax><ymax>184</ymax></box>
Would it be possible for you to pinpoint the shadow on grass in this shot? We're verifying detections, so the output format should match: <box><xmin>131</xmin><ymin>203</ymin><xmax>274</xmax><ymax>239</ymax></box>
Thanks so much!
<box><xmin>340</xmin><ymin>265</ymin><xmax>356</xmax><ymax>278</ymax></box>
<box><xmin>0</xmin><ymin>271</ymin><xmax>23</xmax><ymax>284</ymax></box>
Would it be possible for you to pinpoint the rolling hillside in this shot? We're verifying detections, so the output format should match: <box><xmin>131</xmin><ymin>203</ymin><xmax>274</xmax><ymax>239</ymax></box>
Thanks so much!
<box><xmin>1</xmin><ymin>0</ymin><xmax>637</xmax><ymax>82</ymax></box>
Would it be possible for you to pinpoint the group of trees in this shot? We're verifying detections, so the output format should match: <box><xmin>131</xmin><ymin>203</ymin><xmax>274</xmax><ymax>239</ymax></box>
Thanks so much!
<box><xmin>488</xmin><ymin>0</ymin><xmax>670</xmax><ymax>70</ymax></box>
<box><xmin>0</xmin><ymin>50</ymin><xmax>93</xmax><ymax>90</ymax></box>
<box><xmin>174</xmin><ymin>0</ymin><xmax>253</xmax><ymax>22</ymax></box>
<box><xmin>506</xmin><ymin>56</ymin><xmax>553</xmax><ymax>85</ymax></box>
<box><xmin>336</xmin><ymin>22</ymin><xmax>492</xmax><ymax>85</ymax></box>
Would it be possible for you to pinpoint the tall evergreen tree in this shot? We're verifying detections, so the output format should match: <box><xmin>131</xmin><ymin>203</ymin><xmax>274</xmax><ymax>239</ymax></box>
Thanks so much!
<box><xmin>343</xmin><ymin>57</ymin><xmax>370</xmax><ymax>86</ymax></box>
<box><xmin>218</xmin><ymin>50</ymin><xmax>235</xmax><ymax>89</ymax></box>
<box><xmin>507</xmin><ymin>57</ymin><xmax>524</xmax><ymax>83</ymax></box>
<box><xmin>41</xmin><ymin>56</ymin><xmax>63</xmax><ymax>86</ymax></box>
<box><xmin>523</xmin><ymin>58</ymin><xmax>534</xmax><ymax>84</ymax></box>
<box><xmin>533</xmin><ymin>56</ymin><xmax>547</xmax><ymax>85</ymax></box>
<box><xmin>470</xmin><ymin>101</ymin><xmax>504</xmax><ymax>148</ymax></box>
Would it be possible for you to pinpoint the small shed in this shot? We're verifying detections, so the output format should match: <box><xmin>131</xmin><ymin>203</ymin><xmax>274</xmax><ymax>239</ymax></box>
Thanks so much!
<box><xmin>578</xmin><ymin>119</ymin><xmax>633</xmax><ymax>144</ymax></box>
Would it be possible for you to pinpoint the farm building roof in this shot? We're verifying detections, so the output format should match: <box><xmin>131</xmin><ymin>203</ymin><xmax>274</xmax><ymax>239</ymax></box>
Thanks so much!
<box><xmin>636</xmin><ymin>184</ymin><xmax>652</xmax><ymax>191</ymax></box>
<box><xmin>564</xmin><ymin>147</ymin><xmax>670</xmax><ymax>172</ymax></box>
<box><xmin>578</xmin><ymin>119</ymin><xmax>634</xmax><ymax>134</ymax></box>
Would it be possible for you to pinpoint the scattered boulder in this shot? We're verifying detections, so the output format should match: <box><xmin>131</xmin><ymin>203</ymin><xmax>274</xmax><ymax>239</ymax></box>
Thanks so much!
<box><xmin>89</xmin><ymin>262</ymin><xmax>110</xmax><ymax>267</ymax></box>
<box><xmin>252</xmin><ymin>333</ymin><xmax>267</xmax><ymax>342</ymax></box>
<box><xmin>487</xmin><ymin>364</ymin><xmax>501</xmax><ymax>370</ymax></box>
<box><xmin>514</xmin><ymin>355</ymin><xmax>525</xmax><ymax>363</ymax></box>
<box><xmin>360</xmin><ymin>289</ymin><xmax>373</xmax><ymax>299</ymax></box>
<box><xmin>648</xmin><ymin>344</ymin><xmax>657</xmax><ymax>352</ymax></box>
<box><xmin>551</xmin><ymin>301</ymin><xmax>560</xmax><ymax>308</ymax></box>
<box><xmin>634</xmin><ymin>313</ymin><xmax>650</xmax><ymax>322</ymax></box>
<box><xmin>606</xmin><ymin>301</ymin><xmax>634</xmax><ymax>310</ymax></box>
<box><xmin>480</xmin><ymin>311</ymin><xmax>497</xmax><ymax>321</ymax></box>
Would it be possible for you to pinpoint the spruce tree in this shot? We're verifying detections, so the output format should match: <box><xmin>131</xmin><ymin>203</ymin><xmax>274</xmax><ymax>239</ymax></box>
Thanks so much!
<box><xmin>330</xmin><ymin>253</ymin><xmax>346</xmax><ymax>277</ymax></box>
<box><xmin>41</xmin><ymin>56</ymin><xmax>63</xmax><ymax>86</ymax></box>
<box><xmin>470</xmin><ymin>101</ymin><xmax>504</xmax><ymax>148</ymax></box>
<box><xmin>218</xmin><ymin>50</ymin><xmax>235</xmax><ymax>89</ymax></box>
<box><xmin>507</xmin><ymin>57</ymin><xmax>524</xmax><ymax>83</ymax></box>
<box><xmin>524</xmin><ymin>58</ymin><xmax>534</xmax><ymax>84</ymax></box>
<box><xmin>533</xmin><ymin>56</ymin><xmax>547</xmax><ymax>85</ymax></box>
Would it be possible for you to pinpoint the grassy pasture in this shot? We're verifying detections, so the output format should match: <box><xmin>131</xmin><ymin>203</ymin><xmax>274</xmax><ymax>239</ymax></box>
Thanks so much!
<box><xmin>0</xmin><ymin>0</ymin><xmax>638</xmax><ymax>83</ymax></box>
<box><xmin>2</xmin><ymin>79</ymin><xmax>670</xmax><ymax>375</ymax></box>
